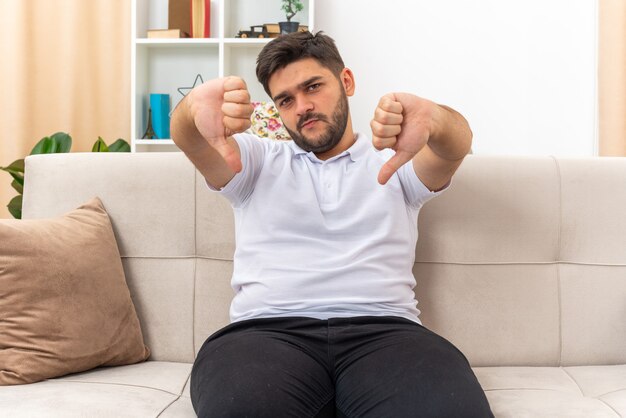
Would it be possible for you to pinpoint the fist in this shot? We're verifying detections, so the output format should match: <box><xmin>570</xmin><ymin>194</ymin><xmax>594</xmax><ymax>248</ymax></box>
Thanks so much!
<box><xmin>370</xmin><ymin>93</ymin><xmax>433</xmax><ymax>185</ymax></box>
<box><xmin>221</xmin><ymin>76</ymin><xmax>254</xmax><ymax>137</ymax></box>
<box><xmin>188</xmin><ymin>76</ymin><xmax>254</xmax><ymax>172</ymax></box>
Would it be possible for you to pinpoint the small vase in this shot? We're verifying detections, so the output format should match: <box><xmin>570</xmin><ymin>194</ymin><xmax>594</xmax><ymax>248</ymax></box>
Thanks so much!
<box><xmin>278</xmin><ymin>21</ymin><xmax>299</xmax><ymax>34</ymax></box>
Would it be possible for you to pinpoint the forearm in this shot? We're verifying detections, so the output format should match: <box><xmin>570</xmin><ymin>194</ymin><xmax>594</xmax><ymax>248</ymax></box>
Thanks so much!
<box><xmin>427</xmin><ymin>104</ymin><xmax>473</xmax><ymax>161</ymax></box>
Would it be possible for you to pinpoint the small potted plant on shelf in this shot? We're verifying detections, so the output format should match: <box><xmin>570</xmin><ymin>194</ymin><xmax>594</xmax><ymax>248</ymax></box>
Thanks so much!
<box><xmin>279</xmin><ymin>0</ymin><xmax>304</xmax><ymax>34</ymax></box>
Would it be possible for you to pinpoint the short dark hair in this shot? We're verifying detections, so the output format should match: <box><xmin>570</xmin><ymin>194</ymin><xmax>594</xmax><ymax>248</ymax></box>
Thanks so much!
<box><xmin>256</xmin><ymin>31</ymin><xmax>345</xmax><ymax>97</ymax></box>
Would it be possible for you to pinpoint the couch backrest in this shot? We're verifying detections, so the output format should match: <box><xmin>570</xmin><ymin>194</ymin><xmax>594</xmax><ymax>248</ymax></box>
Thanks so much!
<box><xmin>23</xmin><ymin>153</ymin><xmax>626</xmax><ymax>367</ymax></box>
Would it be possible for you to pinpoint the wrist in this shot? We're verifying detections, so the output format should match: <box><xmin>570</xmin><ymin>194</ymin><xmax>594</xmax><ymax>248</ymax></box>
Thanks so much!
<box><xmin>171</xmin><ymin>94</ymin><xmax>206</xmax><ymax>153</ymax></box>
<box><xmin>427</xmin><ymin>104</ymin><xmax>472</xmax><ymax>161</ymax></box>
<box><xmin>429</xmin><ymin>103</ymin><xmax>446</xmax><ymax>141</ymax></box>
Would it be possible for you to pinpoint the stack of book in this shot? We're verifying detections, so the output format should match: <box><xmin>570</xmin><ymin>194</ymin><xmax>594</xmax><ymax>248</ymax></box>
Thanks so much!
<box><xmin>147</xmin><ymin>29</ymin><xmax>189</xmax><ymax>39</ymax></box>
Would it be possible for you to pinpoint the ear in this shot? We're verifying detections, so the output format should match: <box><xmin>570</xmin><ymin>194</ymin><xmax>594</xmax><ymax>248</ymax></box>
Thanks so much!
<box><xmin>340</xmin><ymin>68</ymin><xmax>356</xmax><ymax>97</ymax></box>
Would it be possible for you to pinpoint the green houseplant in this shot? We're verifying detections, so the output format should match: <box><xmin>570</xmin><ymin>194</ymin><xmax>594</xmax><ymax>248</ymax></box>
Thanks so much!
<box><xmin>279</xmin><ymin>0</ymin><xmax>304</xmax><ymax>34</ymax></box>
<box><xmin>0</xmin><ymin>132</ymin><xmax>130</xmax><ymax>219</ymax></box>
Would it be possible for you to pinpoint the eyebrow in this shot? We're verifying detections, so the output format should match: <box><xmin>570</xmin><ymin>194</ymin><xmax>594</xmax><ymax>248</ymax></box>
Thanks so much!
<box><xmin>272</xmin><ymin>76</ymin><xmax>324</xmax><ymax>103</ymax></box>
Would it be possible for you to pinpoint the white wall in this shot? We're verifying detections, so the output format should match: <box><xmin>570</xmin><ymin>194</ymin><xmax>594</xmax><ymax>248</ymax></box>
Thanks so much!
<box><xmin>316</xmin><ymin>0</ymin><xmax>598</xmax><ymax>156</ymax></box>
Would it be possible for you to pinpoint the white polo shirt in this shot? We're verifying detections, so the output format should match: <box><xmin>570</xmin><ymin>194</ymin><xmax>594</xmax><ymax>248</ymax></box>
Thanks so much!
<box><xmin>207</xmin><ymin>132</ymin><xmax>447</xmax><ymax>324</ymax></box>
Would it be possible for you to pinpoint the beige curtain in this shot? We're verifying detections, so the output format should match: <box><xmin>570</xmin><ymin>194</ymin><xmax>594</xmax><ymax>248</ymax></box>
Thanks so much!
<box><xmin>0</xmin><ymin>0</ymin><xmax>130</xmax><ymax>218</ymax></box>
<box><xmin>599</xmin><ymin>0</ymin><xmax>626</xmax><ymax>156</ymax></box>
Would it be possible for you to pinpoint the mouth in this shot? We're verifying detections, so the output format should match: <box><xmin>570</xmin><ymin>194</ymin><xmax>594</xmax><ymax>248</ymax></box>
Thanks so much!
<box><xmin>297</xmin><ymin>112</ymin><xmax>329</xmax><ymax>132</ymax></box>
<box><xmin>300</xmin><ymin>119</ymin><xmax>322</xmax><ymax>131</ymax></box>
<box><xmin>300</xmin><ymin>118</ymin><xmax>324</xmax><ymax>131</ymax></box>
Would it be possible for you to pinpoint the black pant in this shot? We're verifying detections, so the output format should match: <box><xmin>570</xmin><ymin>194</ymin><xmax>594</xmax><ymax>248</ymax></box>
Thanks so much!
<box><xmin>191</xmin><ymin>316</ymin><xmax>493</xmax><ymax>418</ymax></box>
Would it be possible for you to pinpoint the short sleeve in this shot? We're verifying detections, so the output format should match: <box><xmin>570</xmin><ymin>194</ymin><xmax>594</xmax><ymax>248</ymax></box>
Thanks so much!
<box><xmin>205</xmin><ymin>133</ymin><xmax>268</xmax><ymax>208</ymax></box>
<box><xmin>396</xmin><ymin>160</ymin><xmax>451</xmax><ymax>208</ymax></box>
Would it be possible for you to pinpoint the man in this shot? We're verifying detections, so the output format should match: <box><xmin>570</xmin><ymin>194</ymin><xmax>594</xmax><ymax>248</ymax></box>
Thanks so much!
<box><xmin>172</xmin><ymin>31</ymin><xmax>493</xmax><ymax>418</ymax></box>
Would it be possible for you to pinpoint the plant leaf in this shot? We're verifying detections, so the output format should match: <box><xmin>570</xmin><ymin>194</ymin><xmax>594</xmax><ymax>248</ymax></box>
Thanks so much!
<box><xmin>30</xmin><ymin>136</ymin><xmax>52</xmax><ymax>155</ymax></box>
<box><xmin>8</xmin><ymin>194</ymin><xmax>22</xmax><ymax>219</ymax></box>
<box><xmin>9</xmin><ymin>171</ymin><xmax>24</xmax><ymax>186</ymax></box>
<box><xmin>11</xmin><ymin>178</ymin><xmax>23</xmax><ymax>194</ymax></box>
<box><xmin>33</xmin><ymin>136</ymin><xmax>58</xmax><ymax>154</ymax></box>
<box><xmin>108</xmin><ymin>138</ymin><xmax>131</xmax><ymax>152</ymax></box>
<box><xmin>92</xmin><ymin>137</ymin><xmax>109</xmax><ymax>152</ymax></box>
<box><xmin>0</xmin><ymin>158</ymin><xmax>25</xmax><ymax>175</ymax></box>
<box><xmin>50</xmin><ymin>132</ymin><xmax>72</xmax><ymax>153</ymax></box>
<box><xmin>1</xmin><ymin>160</ymin><xmax>24</xmax><ymax>185</ymax></box>
<box><xmin>31</xmin><ymin>132</ymin><xmax>72</xmax><ymax>155</ymax></box>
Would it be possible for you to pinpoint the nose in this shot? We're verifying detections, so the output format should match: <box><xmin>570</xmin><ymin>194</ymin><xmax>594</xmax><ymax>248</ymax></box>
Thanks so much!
<box><xmin>295</xmin><ymin>95</ymin><xmax>314</xmax><ymax>116</ymax></box>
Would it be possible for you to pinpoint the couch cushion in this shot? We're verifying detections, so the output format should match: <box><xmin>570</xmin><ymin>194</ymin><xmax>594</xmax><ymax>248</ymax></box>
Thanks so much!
<box><xmin>474</xmin><ymin>366</ymin><xmax>626</xmax><ymax>417</ymax></box>
<box><xmin>0</xmin><ymin>361</ymin><xmax>193</xmax><ymax>418</ymax></box>
<box><xmin>159</xmin><ymin>396</ymin><xmax>195</xmax><ymax>418</ymax></box>
<box><xmin>158</xmin><ymin>375</ymin><xmax>195</xmax><ymax>417</ymax></box>
<box><xmin>247</xmin><ymin>101</ymin><xmax>291</xmax><ymax>140</ymax></box>
<box><xmin>23</xmin><ymin>153</ymin><xmax>200</xmax><ymax>363</ymax></box>
<box><xmin>52</xmin><ymin>360</ymin><xmax>192</xmax><ymax>394</ymax></box>
<box><xmin>3</xmin><ymin>363</ymin><xmax>622</xmax><ymax>417</ymax></box>
<box><xmin>0</xmin><ymin>197</ymin><xmax>150</xmax><ymax>385</ymax></box>
<box><xmin>414</xmin><ymin>156</ymin><xmax>626</xmax><ymax>367</ymax></box>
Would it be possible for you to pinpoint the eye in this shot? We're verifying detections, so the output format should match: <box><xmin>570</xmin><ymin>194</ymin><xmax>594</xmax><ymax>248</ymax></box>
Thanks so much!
<box><xmin>279</xmin><ymin>97</ymin><xmax>292</xmax><ymax>108</ymax></box>
<box><xmin>307</xmin><ymin>83</ymin><xmax>321</xmax><ymax>92</ymax></box>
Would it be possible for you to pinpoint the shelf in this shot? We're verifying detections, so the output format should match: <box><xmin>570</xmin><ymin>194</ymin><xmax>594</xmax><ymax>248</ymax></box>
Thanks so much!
<box><xmin>135</xmin><ymin>38</ymin><xmax>272</xmax><ymax>49</ymax></box>
<box><xmin>223</xmin><ymin>0</ymin><xmax>312</xmax><ymax>39</ymax></box>
<box><xmin>135</xmin><ymin>139</ymin><xmax>175</xmax><ymax>145</ymax></box>
<box><xmin>223</xmin><ymin>38</ymin><xmax>273</xmax><ymax>46</ymax></box>
<box><xmin>132</xmin><ymin>0</ymin><xmax>315</xmax><ymax>152</ymax></box>
<box><xmin>133</xmin><ymin>140</ymin><xmax>180</xmax><ymax>153</ymax></box>
<box><xmin>135</xmin><ymin>38</ymin><xmax>220</xmax><ymax>48</ymax></box>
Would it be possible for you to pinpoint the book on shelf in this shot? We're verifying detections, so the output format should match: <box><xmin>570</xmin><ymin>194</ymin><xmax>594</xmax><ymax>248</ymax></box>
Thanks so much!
<box><xmin>191</xmin><ymin>0</ymin><xmax>210</xmax><ymax>38</ymax></box>
<box><xmin>168</xmin><ymin>0</ymin><xmax>191</xmax><ymax>35</ymax></box>
<box><xmin>150</xmin><ymin>94</ymin><xmax>171</xmax><ymax>139</ymax></box>
<box><xmin>147</xmin><ymin>29</ymin><xmax>190</xmax><ymax>39</ymax></box>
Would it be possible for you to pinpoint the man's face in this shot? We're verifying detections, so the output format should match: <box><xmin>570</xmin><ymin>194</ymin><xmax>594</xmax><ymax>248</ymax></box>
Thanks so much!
<box><xmin>269</xmin><ymin>58</ymin><xmax>352</xmax><ymax>154</ymax></box>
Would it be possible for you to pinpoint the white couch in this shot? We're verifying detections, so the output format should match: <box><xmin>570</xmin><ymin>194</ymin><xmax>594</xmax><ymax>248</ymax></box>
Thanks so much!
<box><xmin>1</xmin><ymin>152</ymin><xmax>625</xmax><ymax>417</ymax></box>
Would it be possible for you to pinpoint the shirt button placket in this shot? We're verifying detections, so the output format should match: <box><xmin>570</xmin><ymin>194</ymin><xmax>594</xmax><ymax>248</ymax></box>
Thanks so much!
<box><xmin>321</xmin><ymin>163</ymin><xmax>328</xmax><ymax>202</ymax></box>
<box><xmin>325</xmin><ymin>163</ymin><xmax>337</xmax><ymax>203</ymax></box>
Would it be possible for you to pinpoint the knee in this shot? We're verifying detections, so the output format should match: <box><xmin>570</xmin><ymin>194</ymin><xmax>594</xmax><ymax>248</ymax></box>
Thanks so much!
<box><xmin>191</xmin><ymin>361</ymin><xmax>324</xmax><ymax>418</ymax></box>
<box><xmin>422</xmin><ymin>347</ymin><xmax>493</xmax><ymax>417</ymax></box>
<box><xmin>191</xmin><ymin>379</ymin><xmax>278</xmax><ymax>418</ymax></box>
<box><xmin>400</xmin><ymin>333</ymin><xmax>494</xmax><ymax>417</ymax></box>
<box><xmin>431</xmin><ymin>378</ymin><xmax>493</xmax><ymax>418</ymax></box>
<box><xmin>427</xmin><ymin>346</ymin><xmax>493</xmax><ymax>416</ymax></box>
<box><xmin>192</xmin><ymin>386</ymin><xmax>319</xmax><ymax>418</ymax></box>
<box><xmin>193</xmin><ymin>398</ymin><xmax>272</xmax><ymax>418</ymax></box>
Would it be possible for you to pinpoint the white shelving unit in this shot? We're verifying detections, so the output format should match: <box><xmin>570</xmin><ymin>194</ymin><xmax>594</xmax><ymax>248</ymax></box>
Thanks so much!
<box><xmin>131</xmin><ymin>0</ymin><xmax>315</xmax><ymax>152</ymax></box>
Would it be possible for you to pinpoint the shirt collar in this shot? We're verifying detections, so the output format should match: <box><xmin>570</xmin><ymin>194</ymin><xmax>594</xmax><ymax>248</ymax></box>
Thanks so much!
<box><xmin>289</xmin><ymin>132</ymin><xmax>369</xmax><ymax>163</ymax></box>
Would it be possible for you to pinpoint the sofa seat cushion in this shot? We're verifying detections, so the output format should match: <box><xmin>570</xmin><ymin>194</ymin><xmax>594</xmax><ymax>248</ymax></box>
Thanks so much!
<box><xmin>474</xmin><ymin>365</ymin><xmax>626</xmax><ymax>417</ymax></box>
<box><xmin>0</xmin><ymin>361</ymin><xmax>195</xmax><ymax>418</ymax></box>
<box><xmin>2</xmin><ymin>362</ymin><xmax>624</xmax><ymax>417</ymax></box>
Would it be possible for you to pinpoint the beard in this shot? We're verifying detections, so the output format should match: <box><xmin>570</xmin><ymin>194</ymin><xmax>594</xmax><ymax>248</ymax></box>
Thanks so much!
<box><xmin>284</xmin><ymin>89</ymin><xmax>349</xmax><ymax>154</ymax></box>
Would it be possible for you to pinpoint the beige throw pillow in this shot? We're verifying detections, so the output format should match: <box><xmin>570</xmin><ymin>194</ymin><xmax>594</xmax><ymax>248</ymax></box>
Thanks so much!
<box><xmin>0</xmin><ymin>197</ymin><xmax>150</xmax><ymax>385</ymax></box>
